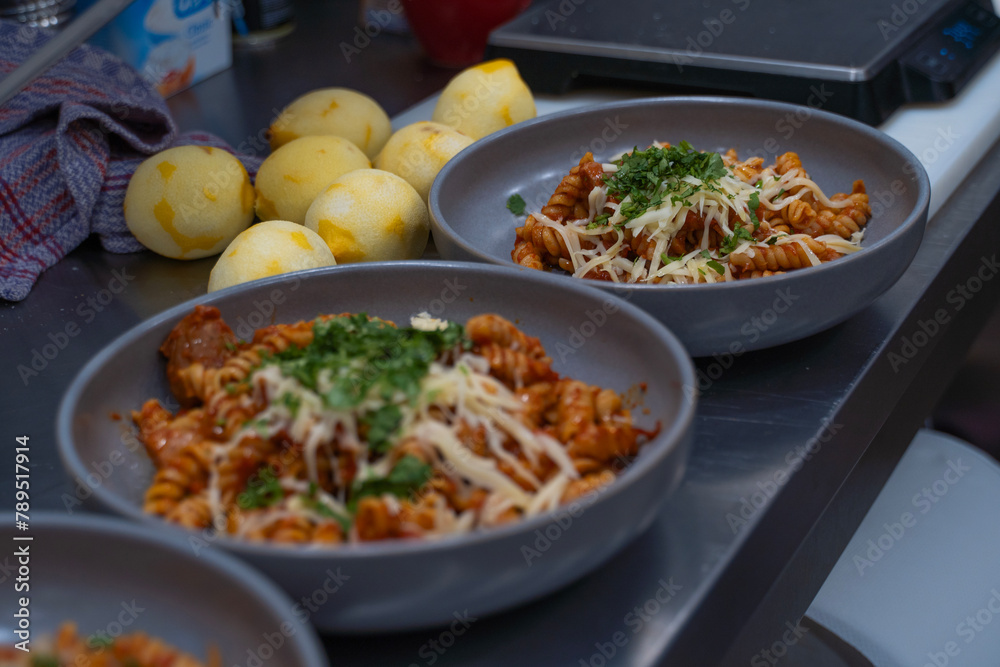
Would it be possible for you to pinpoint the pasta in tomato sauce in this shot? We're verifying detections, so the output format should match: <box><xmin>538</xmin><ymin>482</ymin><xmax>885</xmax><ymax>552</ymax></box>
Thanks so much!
<box><xmin>132</xmin><ymin>306</ymin><xmax>651</xmax><ymax>544</ymax></box>
<box><xmin>512</xmin><ymin>142</ymin><xmax>871</xmax><ymax>283</ymax></box>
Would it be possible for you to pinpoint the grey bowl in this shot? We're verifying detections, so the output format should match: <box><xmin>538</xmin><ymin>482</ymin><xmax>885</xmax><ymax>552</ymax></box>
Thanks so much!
<box><xmin>429</xmin><ymin>96</ymin><xmax>931</xmax><ymax>357</ymax></box>
<box><xmin>57</xmin><ymin>261</ymin><xmax>695</xmax><ymax>633</ymax></box>
<box><xmin>0</xmin><ymin>512</ymin><xmax>327</xmax><ymax>665</ymax></box>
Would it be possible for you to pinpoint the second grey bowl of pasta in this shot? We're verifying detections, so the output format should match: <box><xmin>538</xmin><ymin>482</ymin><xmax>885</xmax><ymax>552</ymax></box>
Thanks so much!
<box><xmin>428</xmin><ymin>96</ymin><xmax>931</xmax><ymax>357</ymax></box>
<box><xmin>57</xmin><ymin>261</ymin><xmax>695</xmax><ymax>633</ymax></box>
<box><xmin>0</xmin><ymin>512</ymin><xmax>328</xmax><ymax>666</ymax></box>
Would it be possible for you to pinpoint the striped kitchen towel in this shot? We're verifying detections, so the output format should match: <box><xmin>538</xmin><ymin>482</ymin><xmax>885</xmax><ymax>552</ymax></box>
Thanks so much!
<box><xmin>0</xmin><ymin>21</ymin><xmax>262</xmax><ymax>302</ymax></box>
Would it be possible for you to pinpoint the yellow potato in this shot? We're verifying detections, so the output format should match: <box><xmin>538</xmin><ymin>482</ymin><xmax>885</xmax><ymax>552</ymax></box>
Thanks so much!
<box><xmin>431</xmin><ymin>59</ymin><xmax>536</xmax><ymax>140</ymax></box>
<box><xmin>208</xmin><ymin>220</ymin><xmax>335</xmax><ymax>292</ymax></box>
<box><xmin>254</xmin><ymin>135</ymin><xmax>371</xmax><ymax>225</ymax></box>
<box><xmin>374</xmin><ymin>121</ymin><xmax>474</xmax><ymax>202</ymax></box>
<box><xmin>304</xmin><ymin>169</ymin><xmax>429</xmax><ymax>264</ymax></box>
<box><xmin>269</xmin><ymin>88</ymin><xmax>392</xmax><ymax>159</ymax></box>
<box><xmin>124</xmin><ymin>145</ymin><xmax>254</xmax><ymax>260</ymax></box>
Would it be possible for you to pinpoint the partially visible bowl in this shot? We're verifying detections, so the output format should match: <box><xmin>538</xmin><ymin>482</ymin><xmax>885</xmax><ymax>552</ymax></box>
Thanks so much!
<box><xmin>57</xmin><ymin>261</ymin><xmax>695</xmax><ymax>632</ymax></box>
<box><xmin>0</xmin><ymin>512</ymin><xmax>327</xmax><ymax>665</ymax></box>
<box><xmin>428</xmin><ymin>96</ymin><xmax>931</xmax><ymax>357</ymax></box>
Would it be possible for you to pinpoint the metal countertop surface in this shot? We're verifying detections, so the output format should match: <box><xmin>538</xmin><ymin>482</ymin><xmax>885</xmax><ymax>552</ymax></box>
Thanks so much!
<box><xmin>2</xmin><ymin>1</ymin><xmax>1000</xmax><ymax>665</ymax></box>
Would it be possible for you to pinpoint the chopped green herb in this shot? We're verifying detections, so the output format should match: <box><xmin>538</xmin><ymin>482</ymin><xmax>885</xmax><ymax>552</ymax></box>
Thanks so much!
<box><xmin>506</xmin><ymin>194</ymin><xmax>526</xmax><ymax>215</ymax></box>
<box><xmin>278</xmin><ymin>391</ymin><xmax>301</xmax><ymax>417</ymax></box>
<box><xmin>215</xmin><ymin>417</ymin><xmax>227</xmax><ymax>427</ymax></box>
<box><xmin>766</xmin><ymin>236</ymin><xmax>779</xmax><ymax>245</ymax></box>
<box><xmin>299</xmin><ymin>494</ymin><xmax>352</xmax><ymax>532</ymax></box>
<box><xmin>748</xmin><ymin>192</ymin><xmax>760</xmax><ymax>229</ymax></box>
<box><xmin>720</xmin><ymin>225</ymin><xmax>754</xmax><ymax>255</ymax></box>
<box><xmin>603</xmin><ymin>142</ymin><xmax>727</xmax><ymax>223</ymax></box>
<box><xmin>660</xmin><ymin>253</ymin><xmax>683</xmax><ymax>265</ymax></box>
<box><xmin>251</xmin><ymin>417</ymin><xmax>269</xmax><ymax>436</ymax></box>
<box><xmin>225</xmin><ymin>382</ymin><xmax>239</xmax><ymax>395</ymax></box>
<box><xmin>349</xmin><ymin>455</ymin><xmax>433</xmax><ymax>511</ymax></box>
<box><xmin>224</xmin><ymin>340</ymin><xmax>237</xmax><ymax>352</ymax></box>
<box><xmin>698</xmin><ymin>268</ymin><xmax>706</xmax><ymax>276</ymax></box>
<box><xmin>774</xmin><ymin>174</ymin><xmax>782</xmax><ymax>181</ymax></box>
<box><xmin>706</xmin><ymin>259</ymin><xmax>726</xmax><ymax>275</ymax></box>
<box><xmin>268</xmin><ymin>314</ymin><xmax>468</xmax><ymax>412</ymax></box>
<box><xmin>587</xmin><ymin>213</ymin><xmax>611</xmax><ymax>229</ymax></box>
<box><xmin>699</xmin><ymin>249</ymin><xmax>711</xmax><ymax>259</ymax></box>
<box><xmin>32</xmin><ymin>658</ymin><xmax>60</xmax><ymax>667</ymax></box>
<box><xmin>360</xmin><ymin>404</ymin><xmax>403</xmax><ymax>454</ymax></box>
<box><xmin>238</xmin><ymin>467</ymin><xmax>283</xmax><ymax>509</ymax></box>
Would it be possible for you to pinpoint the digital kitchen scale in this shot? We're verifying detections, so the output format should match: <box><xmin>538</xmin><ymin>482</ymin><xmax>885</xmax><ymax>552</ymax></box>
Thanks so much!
<box><xmin>486</xmin><ymin>0</ymin><xmax>1000</xmax><ymax>124</ymax></box>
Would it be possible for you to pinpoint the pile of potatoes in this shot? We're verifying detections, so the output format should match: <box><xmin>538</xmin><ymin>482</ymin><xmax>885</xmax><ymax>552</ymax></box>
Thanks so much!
<box><xmin>123</xmin><ymin>59</ymin><xmax>536</xmax><ymax>291</ymax></box>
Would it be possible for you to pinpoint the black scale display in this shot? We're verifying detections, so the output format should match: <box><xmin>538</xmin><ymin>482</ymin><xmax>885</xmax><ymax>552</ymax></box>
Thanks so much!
<box><xmin>486</xmin><ymin>0</ymin><xmax>1000</xmax><ymax>124</ymax></box>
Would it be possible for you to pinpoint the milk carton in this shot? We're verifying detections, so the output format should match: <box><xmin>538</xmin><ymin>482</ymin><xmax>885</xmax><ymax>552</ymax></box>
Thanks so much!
<box><xmin>80</xmin><ymin>0</ymin><xmax>232</xmax><ymax>97</ymax></box>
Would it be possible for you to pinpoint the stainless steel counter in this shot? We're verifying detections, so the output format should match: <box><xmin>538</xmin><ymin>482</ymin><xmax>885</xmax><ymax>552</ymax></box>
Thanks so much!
<box><xmin>3</xmin><ymin>1</ymin><xmax>1000</xmax><ymax>665</ymax></box>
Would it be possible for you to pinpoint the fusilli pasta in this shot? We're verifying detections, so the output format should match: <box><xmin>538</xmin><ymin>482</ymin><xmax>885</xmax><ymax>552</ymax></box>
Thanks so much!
<box><xmin>511</xmin><ymin>142</ymin><xmax>871</xmax><ymax>283</ymax></box>
<box><xmin>133</xmin><ymin>307</ymin><xmax>652</xmax><ymax>544</ymax></box>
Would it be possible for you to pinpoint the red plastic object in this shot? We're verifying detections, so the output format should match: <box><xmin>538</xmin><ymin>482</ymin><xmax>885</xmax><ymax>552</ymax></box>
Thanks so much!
<box><xmin>401</xmin><ymin>0</ymin><xmax>532</xmax><ymax>68</ymax></box>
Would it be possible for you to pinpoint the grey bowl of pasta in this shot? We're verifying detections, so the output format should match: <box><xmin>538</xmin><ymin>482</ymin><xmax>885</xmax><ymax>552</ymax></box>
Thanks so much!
<box><xmin>428</xmin><ymin>96</ymin><xmax>931</xmax><ymax>357</ymax></box>
<box><xmin>57</xmin><ymin>261</ymin><xmax>695</xmax><ymax>632</ymax></box>
<box><xmin>0</xmin><ymin>512</ymin><xmax>327</xmax><ymax>665</ymax></box>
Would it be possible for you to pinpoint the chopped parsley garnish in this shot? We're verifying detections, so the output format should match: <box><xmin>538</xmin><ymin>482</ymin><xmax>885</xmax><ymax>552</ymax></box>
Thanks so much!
<box><xmin>238</xmin><ymin>467</ymin><xmax>283</xmax><ymax>509</ymax></box>
<box><xmin>268</xmin><ymin>314</ymin><xmax>468</xmax><ymax>411</ymax></box>
<box><xmin>720</xmin><ymin>225</ymin><xmax>754</xmax><ymax>255</ymax></box>
<box><xmin>360</xmin><ymin>404</ymin><xmax>403</xmax><ymax>454</ymax></box>
<box><xmin>506</xmin><ymin>193</ymin><xmax>526</xmax><ymax>215</ymax></box>
<box><xmin>224</xmin><ymin>340</ymin><xmax>238</xmax><ymax>352</ymax></box>
<box><xmin>604</xmin><ymin>142</ymin><xmax>727</xmax><ymax>222</ymax></box>
<box><xmin>748</xmin><ymin>192</ymin><xmax>760</xmax><ymax>229</ymax></box>
<box><xmin>661</xmin><ymin>253</ymin><xmax>684</xmax><ymax>265</ymax></box>
<box><xmin>707</xmin><ymin>259</ymin><xmax>726</xmax><ymax>275</ymax></box>
<box><xmin>278</xmin><ymin>391</ymin><xmax>301</xmax><ymax>417</ymax></box>
<box><xmin>299</xmin><ymin>494</ymin><xmax>352</xmax><ymax>532</ymax></box>
<box><xmin>349</xmin><ymin>455</ymin><xmax>433</xmax><ymax>511</ymax></box>
<box><xmin>766</xmin><ymin>236</ymin><xmax>779</xmax><ymax>245</ymax></box>
<box><xmin>587</xmin><ymin>213</ymin><xmax>611</xmax><ymax>229</ymax></box>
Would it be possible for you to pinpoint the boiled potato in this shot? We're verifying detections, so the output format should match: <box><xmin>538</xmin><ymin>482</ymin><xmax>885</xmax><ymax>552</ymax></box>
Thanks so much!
<box><xmin>124</xmin><ymin>145</ymin><xmax>254</xmax><ymax>260</ymax></box>
<box><xmin>208</xmin><ymin>220</ymin><xmax>335</xmax><ymax>292</ymax></box>
<box><xmin>269</xmin><ymin>88</ymin><xmax>392</xmax><ymax>159</ymax></box>
<box><xmin>374</xmin><ymin>121</ymin><xmax>473</xmax><ymax>202</ymax></box>
<box><xmin>432</xmin><ymin>59</ymin><xmax>536</xmax><ymax>140</ymax></box>
<box><xmin>254</xmin><ymin>135</ymin><xmax>370</xmax><ymax>225</ymax></box>
<box><xmin>305</xmin><ymin>169</ymin><xmax>428</xmax><ymax>263</ymax></box>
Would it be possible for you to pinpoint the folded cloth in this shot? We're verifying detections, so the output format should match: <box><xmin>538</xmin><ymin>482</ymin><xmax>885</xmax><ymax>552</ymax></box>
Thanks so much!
<box><xmin>0</xmin><ymin>21</ymin><xmax>263</xmax><ymax>302</ymax></box>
